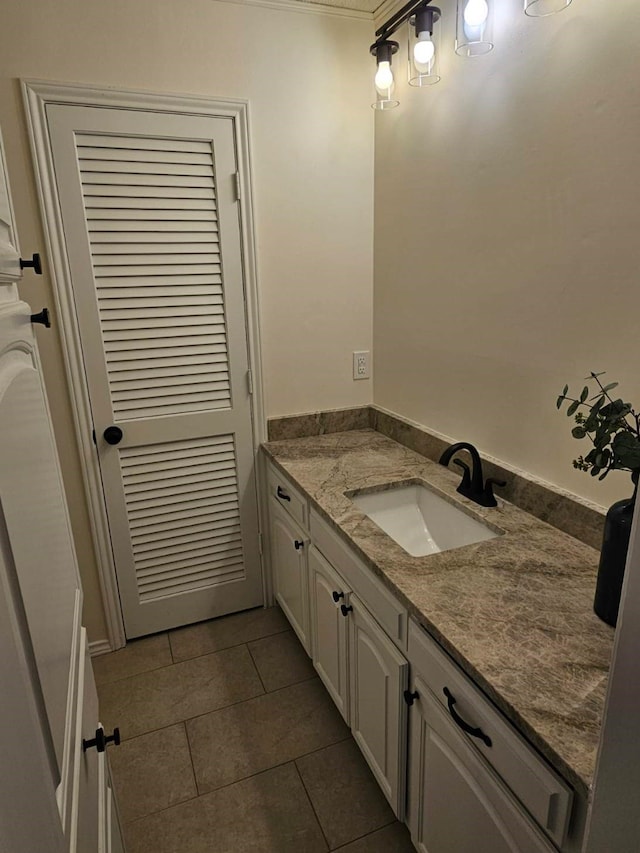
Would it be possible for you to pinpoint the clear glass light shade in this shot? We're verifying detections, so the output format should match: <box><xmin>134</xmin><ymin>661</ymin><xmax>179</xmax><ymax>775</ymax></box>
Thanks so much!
<box><xmin>524</xmin><ymin>0</ymin><xmax>572</xmax><ymax>15</ymax></box>
<box><xmin>455</xmin><ymin>0</ymin><xmax>493</xmax><ymax>57</ymax></box>
<box><xmin>408</xmin><ymin>15</ymin><xmax>441</xmax><ymax>86</ymax></box>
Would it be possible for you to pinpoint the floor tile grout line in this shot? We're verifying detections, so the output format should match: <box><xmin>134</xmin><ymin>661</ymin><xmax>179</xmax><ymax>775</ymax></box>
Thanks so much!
<box><xmin>329</xmin><ymin>818</ymin><xmax>399</xmax><ymax>851</ymax></box>
<box><xmin>246</xmin><ymin>641</ymin><xmax>268</xmax><ymax>693</ymax></box>
<box><xmin>122</xmin><ymin>760</ymin><xmax>315</xmax><ymax>828</ymax></box>
<box><xmin>189</xmin><ymin>735</ymin><xmax>354</xmax><ymax>801</ymax></box>
<box><xmin>181</xmin><ymin>719</ymin><xmax>200</xmax><ymax>798</ymax></box>
<box><xmin>98</xmin><ymin>625</ymin><xmax>292</xmax><ymax>687</ymax></box>
<box><xmin>292</xmin><ymin>760</ymin><xmax>332</xmax><ymax>852</ymax></box>
<box><xmin>110</xmin><ymin>675</ymin><xmax>327</xmax><ymax>743</ymax></box>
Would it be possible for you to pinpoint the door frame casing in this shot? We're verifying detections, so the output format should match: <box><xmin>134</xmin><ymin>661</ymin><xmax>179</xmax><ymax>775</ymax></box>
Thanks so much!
<box><xmin>22</xmin><ymin>80</ymin><xmax>268</xmax><ymax>650</ymax></box>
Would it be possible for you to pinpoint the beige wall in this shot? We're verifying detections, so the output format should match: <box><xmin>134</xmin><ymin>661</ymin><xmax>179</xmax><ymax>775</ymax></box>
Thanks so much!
<box><xmin>0</xmin><ymin>0</ymin><xmax>374</xmax><ymax>642</ymax></box>
<box><xmin>374</xmin><ymin>0</ymin><xmax>640</xmax><ymax>510</ymax></box>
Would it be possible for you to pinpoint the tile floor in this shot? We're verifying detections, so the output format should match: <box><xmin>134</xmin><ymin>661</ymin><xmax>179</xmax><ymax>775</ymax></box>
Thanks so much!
<box><xmin>93</xmin><ymin>606</ymin><xmax>416</xmax><ymax>853</ymax></box>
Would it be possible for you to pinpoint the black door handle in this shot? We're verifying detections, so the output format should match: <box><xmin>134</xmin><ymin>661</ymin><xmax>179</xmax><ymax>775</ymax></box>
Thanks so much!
<box><xmin>20</xmin><ymin>253</ymin><xmax>43</xmax><ymax>275</ymax></box>
<box><xmin>103</xmin><ymin>426</ymin><xmax>123</xmax><ymax>445</ymax></box>
<box><xmin>276</xmin><ymin>486</ymin><xmax>291</xmax><ymax>502</ymax></box>
<box><xmin>443</xmin><ymin>687</ymin><xmax>492</xmax><ymax>747</ymax></box>
<box><xmin>83</xmin><ymin>726</ymin><xmax>121</xmax><ymax>753</ymax></box>
<box><xmin>30</xmin><ymin>308</ymin><xmax>51</xmax><ymax>328</ymax></box>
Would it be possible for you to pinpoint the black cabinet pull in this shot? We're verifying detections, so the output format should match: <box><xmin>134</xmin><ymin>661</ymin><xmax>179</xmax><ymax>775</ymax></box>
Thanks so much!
<box><xmin>403</xmin><ymin>689</ymin><xmax>419</xmax><ymax>706</ymax></box>
<box><xmin>443</xmin><ymin>687</ymin><xmax>492</xmax><ymax>748</ymax></box>
<box><xmin>103</xmin><ymin>426</ymin><xmax>123</xmax><ymax>445</ymax></box>
<box><xmin>20</xmin><ymin>253</ymin><xmax>43</xmax><ymax>275</ymax></box>
<box><xmin>340</xmin><ymin>604</ymin><xmax>353</xmax><ymax>617</ymax></box>
<box><xmin>83</xmin><ymin>726</ymin><xmax>121</xmax><ymax>753</ymax></box>
<box><xmin>277</xmin><ymin>486</ymin><xmax>291</xmax><ymax>502</ymax></box>
<box><xmin>332</xmin><ymin>590</ymin><xmax>344</xmax><ymax>602</ymax></box>
<box><xmin>294</xmin><ymin>539</ymin><xmax>304</xmax><ymax>551</ymax></box>
<box><xmin>30</xmin><ymin>308</ymin><xmax>51</xmax><ymax>328</ymax></box>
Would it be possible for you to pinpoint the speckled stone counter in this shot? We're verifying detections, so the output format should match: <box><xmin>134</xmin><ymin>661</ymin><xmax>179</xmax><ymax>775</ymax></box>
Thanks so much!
<box><xmin>262</xmin><ymin>428</ymin><xmax>614</xmax><ymax>800</ymax></box>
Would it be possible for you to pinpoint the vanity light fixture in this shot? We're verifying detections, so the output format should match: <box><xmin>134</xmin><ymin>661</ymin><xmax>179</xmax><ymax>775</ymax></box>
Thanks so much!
<box><xmin>371</xmin><ymin>0</ymin><xmax>574</xmax><ymax>110</ymax></box>
<box><xmin>408</xmin><ymin>5</ymin><xmax>441</xmax><ymax>87</ymax></box>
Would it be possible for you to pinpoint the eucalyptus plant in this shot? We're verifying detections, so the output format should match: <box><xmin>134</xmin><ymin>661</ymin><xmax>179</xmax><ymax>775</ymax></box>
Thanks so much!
<box><xmin>556</xmin><ymin>372</ymin><xmax>640</xmax><ymax>480</ymax></box>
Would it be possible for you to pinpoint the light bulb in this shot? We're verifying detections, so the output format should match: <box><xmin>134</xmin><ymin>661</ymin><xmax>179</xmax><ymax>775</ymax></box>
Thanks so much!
<box><xmin>463</xmin><ymin>0</ymin><xmax>489</xmax><ymax>27</ymax></box>
<box><xmin>374</xmin><ymin>61</ymin><xmax>394</xmax><ymax>94</ymax></box>
<box><xmin>413</xmin><ymin>32</ymin><xmax>435</xmax><ymax>69</ymax></box>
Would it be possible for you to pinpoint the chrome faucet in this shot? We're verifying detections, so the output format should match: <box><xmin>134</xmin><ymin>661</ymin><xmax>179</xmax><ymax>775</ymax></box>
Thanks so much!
<box><xmin>438</xmin><ymin>442</ymin><xmax>505</xmax><ymax>508</ymax></box>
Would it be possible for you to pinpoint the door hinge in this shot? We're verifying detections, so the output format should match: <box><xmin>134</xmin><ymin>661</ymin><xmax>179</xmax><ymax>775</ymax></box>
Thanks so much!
<box><xmin>92</xmin><ymin>428</ymin><xmax>96</xmax><ymax>446</ymax></box>
<box><xmin>247</xmin><ymin>368</ymin><xmax>254</xmax><ymax>395</ymax></box>
<box><xmin>233</xmin><ymin>172</ymin><xmax>241</xmax><ymax>202</ymax></box>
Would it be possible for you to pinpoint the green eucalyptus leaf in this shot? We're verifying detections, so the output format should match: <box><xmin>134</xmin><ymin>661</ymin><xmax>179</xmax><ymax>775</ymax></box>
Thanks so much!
<box><xmin>603</xmin><ymin>382</ymin><xmax>619</xmax><ymax>393</ymax></box>
<box><xmin>556</xmin><ymin>395</ymin><xmax>565</xmax><ymax>410</ymax></box>
<box><xmin>571</xmin><ymin>426</ymin><xmax>586</xmax><ymax>439</ymax></box>
<box><xmin>580</xmin><ymin>386</ymin><xmax>589</xmax><ymax>402</ymax></box>
<box><xmin>567</xmin><ymin>400</ymin><xmax>579</xmax><ymax>417</ymax></box>
<box><xmin>590</xmin><ymin>466</ymin><xmax>601</xmax><ymax>477</ymax></box>
<box><xmin>563</xmin><ymin>384</ymin><xmax>569</xmax><ymax>396</ymax></box>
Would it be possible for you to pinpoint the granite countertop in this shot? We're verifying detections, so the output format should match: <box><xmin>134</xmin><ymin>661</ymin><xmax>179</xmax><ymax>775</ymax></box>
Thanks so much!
<box><xmin>262</xmin><ymin>428</ymin><xmax>614</xmax><ymax>800</ymax></box>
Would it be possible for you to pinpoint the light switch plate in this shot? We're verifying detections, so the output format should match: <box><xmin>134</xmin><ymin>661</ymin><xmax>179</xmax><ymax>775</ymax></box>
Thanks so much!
<box><xmin>353</xmin><ymin>351</ymin><xmax>370</xmax><ymax>380</ymax></box>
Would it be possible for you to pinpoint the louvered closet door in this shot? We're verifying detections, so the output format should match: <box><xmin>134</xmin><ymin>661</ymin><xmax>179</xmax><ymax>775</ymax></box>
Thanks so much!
<box><xmin>47</xmin><ymin>104</ymin><xmax>262</xmax><ymax>637</ymax></box>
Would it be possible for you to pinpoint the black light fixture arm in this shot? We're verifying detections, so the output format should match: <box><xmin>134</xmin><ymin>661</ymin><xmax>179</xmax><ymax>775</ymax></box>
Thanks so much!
<box><xmin>374</xmin><ymin>0</ymin><xmax>436</xmax><ymax>47</ymax></box>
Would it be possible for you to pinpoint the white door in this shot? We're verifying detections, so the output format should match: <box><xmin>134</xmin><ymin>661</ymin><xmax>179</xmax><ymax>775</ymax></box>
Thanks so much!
<box><xmin>46</xmin><ymin>104</ymin><xmax>262</xmax><ymax>637</ymax></box>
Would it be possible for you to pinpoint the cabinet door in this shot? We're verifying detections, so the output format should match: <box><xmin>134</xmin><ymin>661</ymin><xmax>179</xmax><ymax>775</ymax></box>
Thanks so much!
<box><xmin>308</xmin><ymin>545</ymin><xmax>350</xmax><ymax>722</ymax></box>
<box><xmin>348</xmin><ymin>595</ymin><xmax>408</xmax><ymax>819</ymax></box>
<box><xmin>408</xmin><ymin>676</ymin><xmax>556</xmax><ymax>853</ymax></box>
<box><xmin>270</xmin><ymin>498</ymin><xmax>310</xmax><ymax>653</ymax></box>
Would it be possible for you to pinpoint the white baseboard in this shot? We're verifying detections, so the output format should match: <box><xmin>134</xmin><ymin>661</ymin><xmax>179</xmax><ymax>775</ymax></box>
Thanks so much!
<box><xmin>89</xmin><ymin>638</ymin><xmax>112</xmax><ymax>657</ymax></box>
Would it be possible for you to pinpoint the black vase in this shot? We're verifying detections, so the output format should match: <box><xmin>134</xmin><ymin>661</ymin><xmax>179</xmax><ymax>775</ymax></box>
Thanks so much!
<box><xmin>594</xmin><ymin>471</ymin><xmax>639</xmax><ymax>627</ymax></box>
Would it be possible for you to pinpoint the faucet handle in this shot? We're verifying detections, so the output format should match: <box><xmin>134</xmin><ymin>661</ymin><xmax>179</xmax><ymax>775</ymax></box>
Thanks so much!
<box><xmin>453</xmin><ymin>458</ymin><xmax>471</xmax><ymax>489</ymax></box>
<box><xmin>482</xmin><ymin>477</ymin><xmax>506</xmax><ymax>507</ymax></box>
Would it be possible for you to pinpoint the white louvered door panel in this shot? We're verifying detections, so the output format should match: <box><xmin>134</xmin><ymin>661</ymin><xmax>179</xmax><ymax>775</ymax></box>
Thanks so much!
<box><xmin>47</xmin><ymin>105</ymin><xmax>262</xmax><ymax>637</ymax></box>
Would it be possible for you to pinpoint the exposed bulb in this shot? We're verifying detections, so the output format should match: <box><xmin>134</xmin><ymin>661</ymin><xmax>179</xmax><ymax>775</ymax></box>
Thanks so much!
<box><xmin>374</xmin><ymin>61</ymin><xmax>394</xmax><ymax>95</ymax></box>
<box><xmin>413</xmin><ymin>31</ymin><xmax>435</xmax><ymax>71</ymax></box>
<box><xmin>463</xmin><ymin>0</ymin><xmax>489</xmax><ymax>27</ymax></box>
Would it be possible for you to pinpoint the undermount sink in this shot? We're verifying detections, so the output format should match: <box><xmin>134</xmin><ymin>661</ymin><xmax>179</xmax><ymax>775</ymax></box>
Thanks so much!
<box><xmin>350</xmin><ymin>482</ymin><xmax>502</xmax><ymax>557</ymax></box>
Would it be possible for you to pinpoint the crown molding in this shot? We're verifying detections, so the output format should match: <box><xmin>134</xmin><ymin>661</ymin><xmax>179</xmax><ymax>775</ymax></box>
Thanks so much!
<box><xmin>212</xmin><ymin>0</ymin><xmax>375</xmax><ymax>22</ymax></box>
<box><xmin>373</xmin><ymin>0</ymin><xmax>405</xmax><ymax>28</ymax></box>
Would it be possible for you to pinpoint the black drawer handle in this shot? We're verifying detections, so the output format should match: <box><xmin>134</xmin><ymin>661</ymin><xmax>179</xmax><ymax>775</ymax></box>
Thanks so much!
<box><xmin>83</xmin><ymin>726</ymin><xmax>121</xmax><ymax>753</ymax></box>
<box><xmin>340</xmin><ymin>604</ymin><xmax>353</xmax><ymax>617</ymax></box>
<box><xmin>332</xmin><ymin>590</ymin><xmax>344</xmax><ymax>602</ymax></box>
<box><xmin>294</xmin><ymin>539</ymin><xmax>304</xmax><ymax>551</ymax></box>
<box><xmin>443</xmin><ymin>687</ymin><xmax>492</xmax><ymax>748</ymax></box>
<box><xmin>277</xmin><ymin>486</ymin><xmax>291</xmax><ymax>502</ymax></box>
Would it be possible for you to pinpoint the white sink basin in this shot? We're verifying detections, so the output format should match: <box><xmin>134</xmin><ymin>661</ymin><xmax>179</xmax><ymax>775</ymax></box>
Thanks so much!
<box><xmin>350</xmin><ymin>483</ymin><xmax>501</xmax><ymax>557</ymax></box>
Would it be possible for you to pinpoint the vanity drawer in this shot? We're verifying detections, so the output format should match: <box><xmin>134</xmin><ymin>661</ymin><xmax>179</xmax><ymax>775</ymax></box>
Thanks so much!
<box><xmin>311</xmin><ymin>508</ymin><xmax>407</xmax><ymax>650</ymax></box>
<box><xmin>267</xmin><ymin>462</ymin><xmax>309</xmax><ymax>531</ymax></box>
<box><xmin>408</xmin><ymin>619</ymin><xmax>573</xmax><ymax>848</ymax></box>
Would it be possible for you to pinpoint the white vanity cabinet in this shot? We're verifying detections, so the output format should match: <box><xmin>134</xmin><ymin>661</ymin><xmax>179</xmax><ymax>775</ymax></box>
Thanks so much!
<box><xmin>268</xmin><ymin>467</ymin><xmax>311</xmax><ymax>654</ymax></box>
<box><xmin>407</xmin><ymin>619</ymin><xmax>573</xmax><ymax>853</ymax></box>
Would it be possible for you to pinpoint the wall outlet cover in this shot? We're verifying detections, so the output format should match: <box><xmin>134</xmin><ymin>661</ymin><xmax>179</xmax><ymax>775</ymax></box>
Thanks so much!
<box><xmin>353</xmin><ymin>351</ymin><xmax>370</xmax><ymax>380</ymax></box>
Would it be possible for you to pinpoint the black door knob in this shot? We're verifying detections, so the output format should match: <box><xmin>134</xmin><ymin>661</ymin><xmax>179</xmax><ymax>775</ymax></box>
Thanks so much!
<box><xmin>294</xmin><ymin>539</ymin><xmax>304</xmax><ymax>551</ymax></box>
<box><xmin>20</xmin><ymin>253</ymin><xmax>43</xmax><ymax>275</ymax></box>
<box><xmin>332</xmin><ymin>590</ymin><xmax>344</xmax><ymax>602</ymax></box>
<box><xmin>83</xmin><ymin>726</ymin><xmax>121</xmax><ymax>753</ymax></box>
<box><xmin>340</xmin><ymin>604</ymin><xmax>353</xmax><ymax>617</ymax></box>
<box><xmin>30</xmin><ymin>308</ymin><xmax>51</xmax><ymax>328</ymax></box>
<box><xmin>103</xmin><ymin>426</ymin><xmax>123</xmax><ymax>445</ymax></box>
